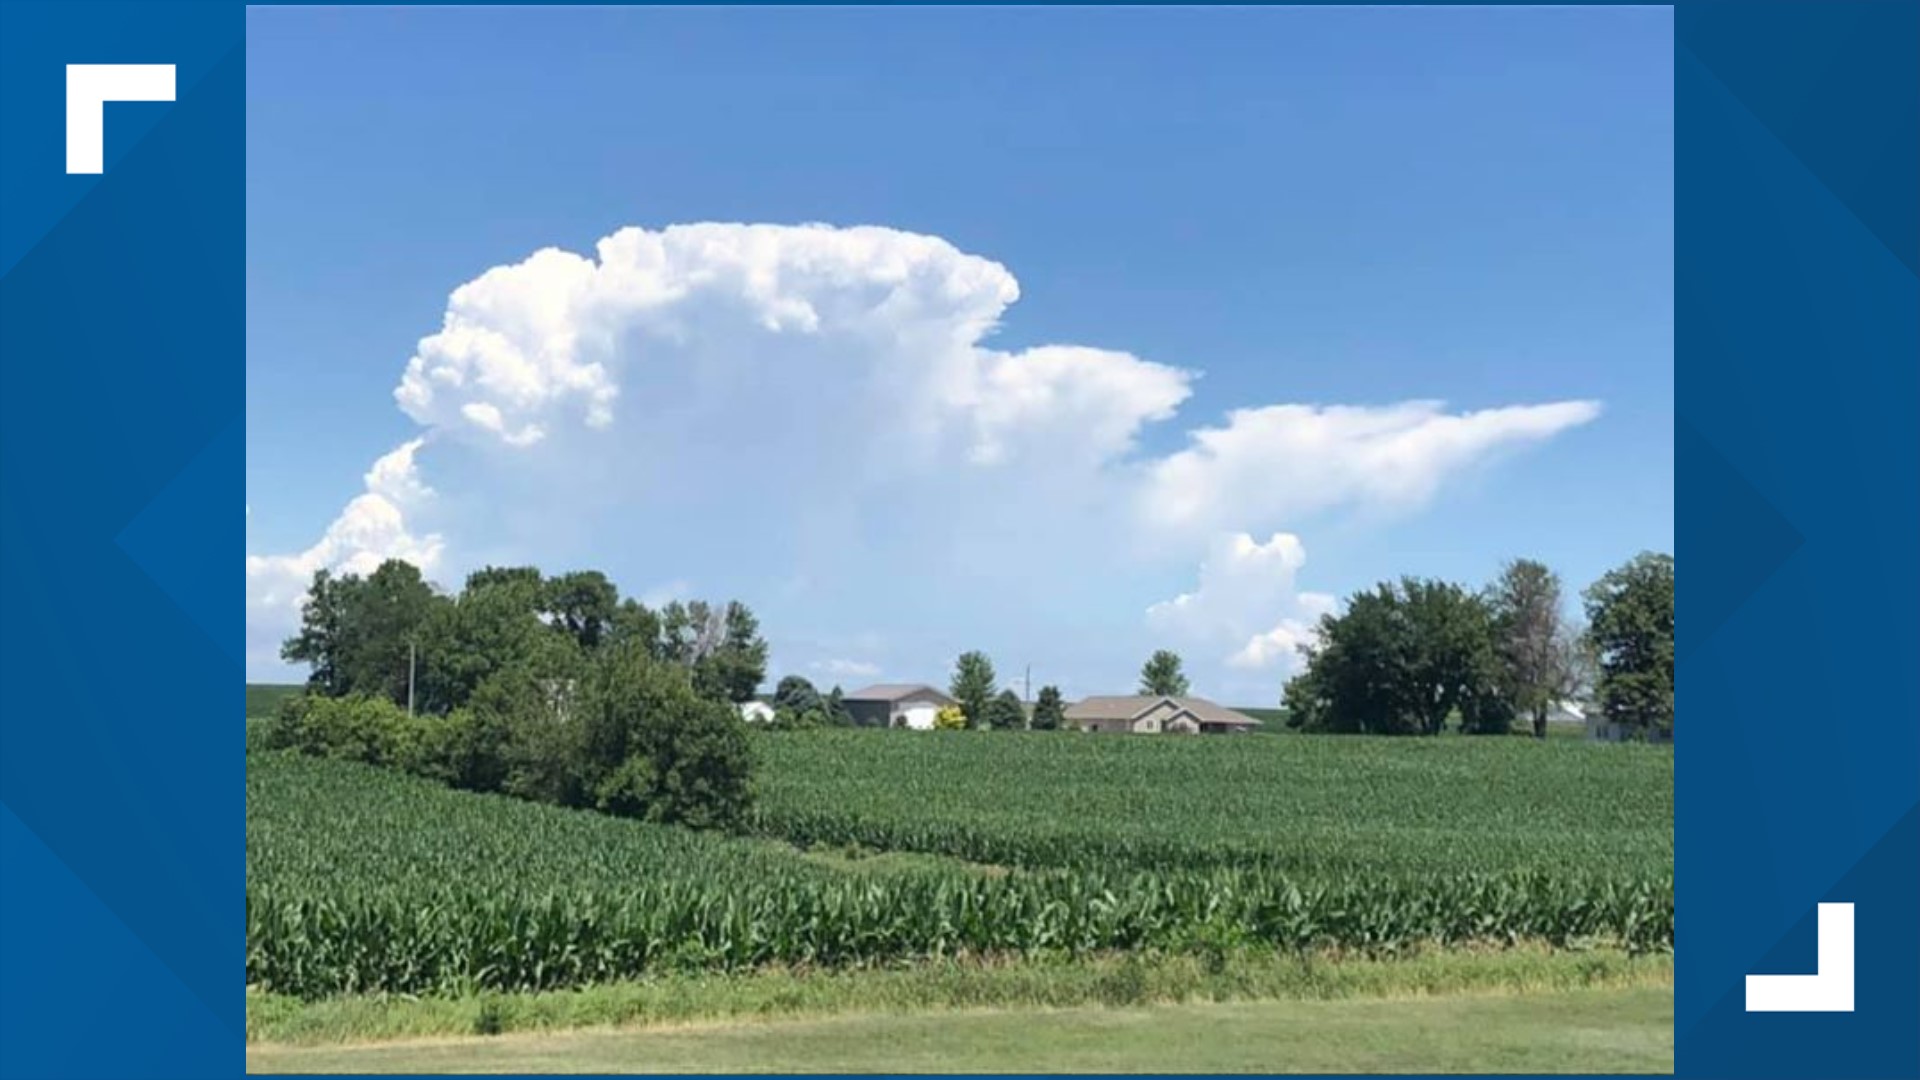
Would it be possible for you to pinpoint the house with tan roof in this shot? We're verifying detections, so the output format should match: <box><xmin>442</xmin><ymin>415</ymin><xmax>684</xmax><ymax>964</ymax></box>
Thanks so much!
<box><xmin>1064</xmin><ymin>695</ymin><xmax>1258</xmax><ymax>735</ymax></box>
<box><xmin>842</xmin><ymin>684</ymin><xmax>957</xmax><ymax>729</ymax></box>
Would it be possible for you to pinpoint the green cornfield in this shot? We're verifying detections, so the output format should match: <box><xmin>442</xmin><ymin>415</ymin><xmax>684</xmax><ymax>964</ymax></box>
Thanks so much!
<box><xmin>746</xmin><ymin>730</ymin><xmax>1674</xmax><ymax>877</ymax></box>
<box><xmin>247</xmin><ymin>733</ymin><xmax>1672</xmax><ymax>1000</ymax></box>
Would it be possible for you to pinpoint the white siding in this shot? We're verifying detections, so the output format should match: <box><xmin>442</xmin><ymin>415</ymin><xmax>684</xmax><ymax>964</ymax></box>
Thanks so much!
<box><xmin>898</xmin><ymin>703</ymin><xmax>939</xmax><ymax>730</ymax></box>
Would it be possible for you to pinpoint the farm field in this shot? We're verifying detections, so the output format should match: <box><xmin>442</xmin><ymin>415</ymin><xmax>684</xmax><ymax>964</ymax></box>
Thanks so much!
<box><xmin>247</xmin><ymin>733</ymin><xmax>1672</xmax><ymax>1002</ymax></box>
<box><xmin>747</xmin><ymin>730</ymin><xmax>1673</xmax><ymax>878</ymax></box>
<box><xmin>246</xmin><ymin>682</ymin><xmax>302</xmax><ymax>719</ymax></box>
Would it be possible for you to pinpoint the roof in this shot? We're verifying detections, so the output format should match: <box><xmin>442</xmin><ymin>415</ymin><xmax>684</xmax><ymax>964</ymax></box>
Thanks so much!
<box><xmin>843</xmin><ymin>683</ymin><xmax>955</xmax><ymax>704</ymax></box>
<box><xmin>1064</xmin><ymin>695</ymin><xmax>1258</xmax><ymax>726</ymax></box>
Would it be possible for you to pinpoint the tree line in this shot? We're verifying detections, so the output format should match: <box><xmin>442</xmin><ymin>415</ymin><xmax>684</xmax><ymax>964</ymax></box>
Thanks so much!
<box><xmin>1283</xmin><ymin>552</ymin><xmax>1674</xmax><ymax>740</ymax></box>
<box><xmin>263</xmin><ymin>560</ymin><xmax>769</xmax><ymax>826</ymax></box>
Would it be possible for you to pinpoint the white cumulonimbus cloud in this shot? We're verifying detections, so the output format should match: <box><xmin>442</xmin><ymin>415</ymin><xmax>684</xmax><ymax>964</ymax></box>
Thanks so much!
<box><xmin>392</xmin><ymin>224</ymin><xmax>1191</xmax><ymax>467</ymax></box>
<box><xmin>1147</xmin><ymin>531</ymin><xmax>1340</xmax><ymax>675</ymax></box>
<box><xmin>246</xmin><ymin>222</ymin><xmax>1601</xmax><ymax>686</ymax></box>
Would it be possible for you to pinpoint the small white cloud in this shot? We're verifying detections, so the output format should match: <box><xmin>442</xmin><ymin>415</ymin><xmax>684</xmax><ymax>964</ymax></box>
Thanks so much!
<box><xmin>810</xmin><ymin>658</ymin><xmax>881</xmax><ymax>680</ymax></box>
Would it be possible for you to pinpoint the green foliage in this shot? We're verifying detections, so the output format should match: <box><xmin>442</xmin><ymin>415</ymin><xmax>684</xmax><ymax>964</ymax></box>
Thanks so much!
<box><xmin>246</xmin><ymin>750</ymin><xmax>1672</xmax><ymax>999</ymax></box>
<box><xmin>984</xmin><ymin>688</ymin><xmax>1027</xmax><ymax>730</ymax></box>
<box><xmin>1487</xmin><ymin>560</ymin><xmax>1583</xmax><ymax>739</ymax></box>
<box><xmin>1030</xmin><ymin>685</ymin><xmax>1066</xmax><ymax>731</ymax></box>
<box><xmin>768</xmin><ymin>675</ymin><xmax>850</xmax><ymax>729</ymax></box>
<box><xmin>949</xmin><ymin>651</ymin><xmax>997</xmax><ymax>729</ymax></box>
<box><xmin>1287</xmin><ymin>577</ymin><xmax>1510</xmax><ymax>735</ymax></box>
<box><xmin>823</xmin><ymin>686</ymin><xmax>853</xmax><ymax>727</ymax></box>
<box><xmin>657</xmin><ymin>601</ymin><xmax>769</xmax><ymax>704</ymax></box>
<box><xmin>276</xmin><ymin>559</ymin><xmax>768</xmax><ymax>828</ymax></box>
<box><xmin>773</xmin><ymin>675</ymin><xmax>822</xmax><ymax>716</ymax></box>
<box><xmin>541</xmin><ymin>571</ymin><xmax>619</xmax><ymax>651</ymax></box>
<box><xmin>1138</xmin><ymin>650</ymin><xmax>1190</xmax><ymax>697</ymax></box>
<box><xmin>1583</xmin><ymin>553</ymin><xmax>1675</xmax><ymax>740</ymax></box>
<box><xmin>257</xmin><ymin>694</ymin><xmax>452</xmax><ymax>778</ymax></box>
<box><xmin>414</xmin><ymin>574</ymin><xmax>578</xmax><ymax>718</ymax></box>
<box><xmin>281</xmin><ymin>561</ymin><xmax>440</xmax><ymax>704</ymax></box>
<box><xmin>578</xmin><ymin>646</ymin><xmax>755</xmax><ymax>829</ymax></box>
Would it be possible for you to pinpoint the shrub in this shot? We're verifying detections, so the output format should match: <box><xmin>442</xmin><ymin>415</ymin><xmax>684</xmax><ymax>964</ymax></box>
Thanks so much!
<box><xmin>933</xmin><ymin>705</ymin><xmax>968</xmax><ymax>731</ymax></box>
<box><xmin>259</xmin><ymin>693</ymin><xmax>441</xmax><ymax>772</ymax></box>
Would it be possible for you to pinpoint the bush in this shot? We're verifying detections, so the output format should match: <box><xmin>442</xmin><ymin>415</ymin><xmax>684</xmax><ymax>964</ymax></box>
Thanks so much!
<box><xmin>933</xmin><ymin>705</ymin><xmax>968</xmax><ymax>731</ymax></box>
<box><xmin>259</xmin><ymin>694</ymin><xmax>446</xmax><ymax>775</ymax></box>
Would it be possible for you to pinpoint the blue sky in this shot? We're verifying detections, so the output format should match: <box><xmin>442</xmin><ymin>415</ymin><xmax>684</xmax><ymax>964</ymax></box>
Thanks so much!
<box><xmin>245</xmin><ymin>6</ymin><xmax>1672</xmax><ymax>702</ymax></box>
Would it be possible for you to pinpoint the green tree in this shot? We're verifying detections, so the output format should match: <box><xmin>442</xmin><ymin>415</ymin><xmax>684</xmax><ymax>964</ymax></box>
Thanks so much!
<box><xmin>1401</xmin><ymin>577</ymin><xmax>1511</xmax><ymax>736</ymax></box>
<box><xmin>1288</xmin><ymin>577</ymin><xmax>1509</xmax><ymax>735</ymax></box>
<box><xmin>464</xmin><ymin>565</ymin><xmax>543</xmax><ymax>595</ymax></box>
<box><xmin>823</xmin><ymin>685</ymin><xmax>854</xmax><ymax>727</ymax></box>
<box><xmin>691</xmin><ymin>602</ymin><xmax>769</xmax><ymax>704</ymax></box>
<box><xmin>1030</xmin><ymin>685</ymin><xmax>1066</xmax><ymax>731</ymax></box>
<box><xmin>412</xmin><ymin>570</ymin><xmax>575</xmax><ymax>717</ymax></box>
<box><xmin>772</xmin><ymin>674</ymin><xmax>839</xmax><ymax>729</ymax></box>
<box><xmin>281</xmin><ymin>569</ymin><xmax>350</xmax><ymax>696</ymax></box>
<box><xmin>606</xmin><ymin>599</ymin><xmax>662</xmax><ymax>656</ymax></box>
<box><xmin>949</xmin><ymin>651</ymin><xmax>997</xmax><ymax>729</ymax></box>
<box><xmin>541</xmin><ymin>570</ymin><xmax>619</xmax><ymax>651</ymax></box>
<box><xmin>1138</xmin><ymin>649</ymin><xmax>1191</xmax><ymax>696</ymax></box>
<box><xmin>984</xmin><ymin>688</ymin><xmax>1027</xmax><ymax>730</ymax></box>
<box><xmin>576</xmin><ymin>644</ymin><xmax>754</xmax><ymax>827</ymax></box>
<box><xmin>1486</xmin><ymin>559</ymin><xmax>1584</xmax><ymax>738</ymax></box>
<box><xmin>1583</xmin><ymin>552</ymin><xmax>1675</xmax><ymax>740</ymax></box>
<box><xmin>772</xmin><ymin>674</ymin><xmax>822</xmax><ymax>716</ymax></box>
<box><xmin>283</xmin><ymin>559</ymin><xmax>441</xmax><ymax>706</ymax></box>
<box><xmin>475</xmin><ymin>664</ymin><xmax>586</xmax><ymax>805</ymax></box>
<box><xmin>655</xmin><ymin>600</ymin><xmax>767</xmax><ymax>703</ymax></box>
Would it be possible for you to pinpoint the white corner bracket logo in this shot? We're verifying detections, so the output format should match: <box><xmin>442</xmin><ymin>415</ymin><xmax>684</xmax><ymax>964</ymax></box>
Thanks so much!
<box><xmin>1746</xmin><ymin>902</ymin><xmax>1855</xmax><ymax>1012</ymax></box>
<box><xmin>66</xmin><ymin>64</ymin><xmax>175</xmax><ymax>174</ymax></box>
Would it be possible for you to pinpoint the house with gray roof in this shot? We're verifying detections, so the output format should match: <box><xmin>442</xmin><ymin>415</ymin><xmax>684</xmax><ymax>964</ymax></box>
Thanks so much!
<box><xmin>842</xmin><ymin>684</ymin><xmax>957</xmax><ymax>729</ymax></box>
<box><xmin>1064</xmin><ymin>695</ymin><xmax>1258</xmax><ymax>735</ymax></box>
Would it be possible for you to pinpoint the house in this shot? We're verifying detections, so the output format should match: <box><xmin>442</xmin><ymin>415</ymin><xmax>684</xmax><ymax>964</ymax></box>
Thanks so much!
<box><xmin>842</xmin><ymin>684</ymin><xmax>957</xmax><ymax>729</ymax></box>
<box><xmin>1546</xmin><ymin>700</ymin><xmax>1589</xmax><ymax>728</ymax></box>
<box><xmin>1064</xmin><ymin>695</ymin><xmax>1258</xmax><ymax>735</ymax></box>
<box><xmin>738</xmin><ymin>700</ymin><xmax>776</xmax><ymax>725</ymax></box>
<box><xmin>1582</xmin><ymin>704</ymin><xmax>1673</xmax><ymax>744</ymax></box>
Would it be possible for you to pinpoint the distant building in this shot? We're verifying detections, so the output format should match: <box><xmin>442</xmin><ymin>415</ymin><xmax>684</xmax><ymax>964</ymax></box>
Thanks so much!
<box><xmin>842</xmin><ymin>684</ymin><xmax>957</xmax><ymax>729</ymax></box>
<box><xmin>1580</xmin><ymin>703</ymin><xmax>1673</xmax><ymax>744</ymax></box>
<box><xmin>738</xmin><ymin>700</ymin><xmax>776</xmax><ymax>725</ymax></box>
<box><xmin>1064</xmin><ymin>695</ymin><xmax>1258</xmax><ymax>735</ymax></box>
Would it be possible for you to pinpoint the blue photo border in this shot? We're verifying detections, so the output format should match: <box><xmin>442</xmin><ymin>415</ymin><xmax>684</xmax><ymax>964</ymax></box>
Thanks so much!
<box><xmin>1</xmin><ymin>2</ymin><xmax>1913</xmax><ymax>1077</ymax></box>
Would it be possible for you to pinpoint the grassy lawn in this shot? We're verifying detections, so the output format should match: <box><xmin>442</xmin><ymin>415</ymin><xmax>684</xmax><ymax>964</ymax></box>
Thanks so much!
<box><xmin>247</xmin><ymin>984</ymin><xmax>1673</xmax><ymax>1074</ymax></box>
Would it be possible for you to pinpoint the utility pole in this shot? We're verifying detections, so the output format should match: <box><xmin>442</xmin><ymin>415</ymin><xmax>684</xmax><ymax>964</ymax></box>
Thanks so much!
<box><xmin>407</xmin><ymin>640</ymin><xmax>417</xmax><ymax>718</ymax></box>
